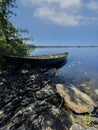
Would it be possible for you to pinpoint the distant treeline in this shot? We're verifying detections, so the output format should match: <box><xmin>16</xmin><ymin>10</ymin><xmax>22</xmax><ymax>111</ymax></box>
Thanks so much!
<box><xmin>35</xmin><ymin>45</ymin><xmax>98</xmax><ymax>48</ymax></box>
<box><xmin>27</xmin><ymin>44</ymin><xmax>36</xmax><ymax>49</ymax></box>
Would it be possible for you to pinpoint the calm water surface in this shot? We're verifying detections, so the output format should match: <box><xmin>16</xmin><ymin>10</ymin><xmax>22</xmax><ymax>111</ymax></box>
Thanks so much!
<box><xmin>31</xmin><ymin>47</ymin><xmax>98</xmax><ymax>90</ymax></box>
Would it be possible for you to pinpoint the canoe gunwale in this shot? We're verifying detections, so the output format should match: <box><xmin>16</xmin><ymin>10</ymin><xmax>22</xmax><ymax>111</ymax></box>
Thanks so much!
<box><xmin>4</xmin><ymin>52</ymin><xmax>68</xmax><ymax>60</ymax></box>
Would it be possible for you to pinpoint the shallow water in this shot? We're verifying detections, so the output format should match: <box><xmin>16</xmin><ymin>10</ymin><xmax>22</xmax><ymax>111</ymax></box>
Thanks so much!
<box><xmin>31</xmin><ymin>47</ymin><xmax>98</xmax><ymax>90</ymax></box>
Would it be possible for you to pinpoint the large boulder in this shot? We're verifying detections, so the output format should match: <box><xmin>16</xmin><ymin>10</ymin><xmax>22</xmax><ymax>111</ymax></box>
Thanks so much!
<box><xmin>56</xmin><ymin>84</ymin><xmax>95</xmax><ymax>114</ymax></box>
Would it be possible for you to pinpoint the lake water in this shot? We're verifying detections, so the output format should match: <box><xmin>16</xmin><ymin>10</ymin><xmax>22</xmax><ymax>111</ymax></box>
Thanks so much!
<box><xmin>31</xmin><ymin>47</ymin><xmax>98</xmax><ymax>90</ymax></box>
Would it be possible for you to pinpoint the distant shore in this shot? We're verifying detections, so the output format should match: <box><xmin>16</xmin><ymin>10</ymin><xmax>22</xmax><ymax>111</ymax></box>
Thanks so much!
<box><xmin>35</xmin><ymin>45</ymin><xmax>98</xmax><ymax>48</ymax></box>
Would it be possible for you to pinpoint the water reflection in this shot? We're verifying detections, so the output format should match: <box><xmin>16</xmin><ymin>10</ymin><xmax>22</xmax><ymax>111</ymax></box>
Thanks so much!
<box><xmin>31</xmin><ymin>47</ymin><xmax>98</xmax><ymax>90</ymax></box>
<box><xmin>54</xmin><ymin>59</ymin><xmax>68</xmax><ymax>69</ymax></box>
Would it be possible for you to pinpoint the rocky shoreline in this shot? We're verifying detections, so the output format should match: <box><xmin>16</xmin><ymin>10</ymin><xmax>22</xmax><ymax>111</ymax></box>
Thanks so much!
<box><xmin>0</xmin><ymin>68</ymin><xmax>98</xmax><ymax>130</ymax></box>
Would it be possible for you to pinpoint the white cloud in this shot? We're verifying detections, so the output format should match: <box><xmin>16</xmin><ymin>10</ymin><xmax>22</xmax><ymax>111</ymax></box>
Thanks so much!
<box><xmin>21</xmin><ymin>0</ymin><xmax>81</xmax><ymax>9</ymax></box>
<box><xmin>21</xmin><ymin>0</ymin><xmax>98</xmax><ymax>26</ymax></box>
<box><xmin>88</xmin><ymin>1</ymin><xmax>98</xmax><ymax>11</ymax></box>
<box><xmin>34</xmin><ymin>7</ymin><xmax>82</xmax><ymax>26</ymax></box>
<box><xmin>58</xmin><ymin>0</ymin><xmax>81</xmax><ymax>9</ymax></box>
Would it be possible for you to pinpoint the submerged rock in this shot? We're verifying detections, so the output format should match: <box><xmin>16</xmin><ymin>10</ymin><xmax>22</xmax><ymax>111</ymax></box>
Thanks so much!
<box><xmin>78</xmin><ymin>83</ymin><xmax>98</xmax><ymax>104</ymax></box>
<box><xmin>56</xmin><ymin>84</ymin><xmax>95</xmax><ymax>114</ymax></box>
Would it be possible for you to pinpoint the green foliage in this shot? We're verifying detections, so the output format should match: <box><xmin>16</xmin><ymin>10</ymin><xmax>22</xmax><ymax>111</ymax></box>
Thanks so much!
<box><xmin>72</xmin><ymin>113</ymin><xmax>92</xmax><ymax>126</ymax></box>
<box><xmin>72</xmin><ymin>118</ymin><xmax>78</xmax><ymax>125</ymax></box>
<box><xmin>0</xmin><ymin>21</ymin><xmax>28</xmax><ymax>56</ymax></box>
<box><xmin>83</xmin><ymin>113</ymin><xmax>91</xmax><ymax>125</ymax></box>
<box><xmin>0</xmin><ymin>0</ymin><xmax>31</xmax><ymax>68</ymax></box>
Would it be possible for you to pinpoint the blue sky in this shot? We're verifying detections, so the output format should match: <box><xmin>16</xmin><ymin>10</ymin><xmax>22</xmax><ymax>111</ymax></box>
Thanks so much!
<box><xmin>11</xmin><ymin>0</ymin><xmax>98</xmax><ymax>46</ymax></box>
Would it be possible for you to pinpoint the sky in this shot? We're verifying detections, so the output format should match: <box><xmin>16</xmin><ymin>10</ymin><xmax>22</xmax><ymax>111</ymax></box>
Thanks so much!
<box><xmin>11</xmin><ymin>0</ymin><xmax>98</xmax><ymax>46</ymax></box>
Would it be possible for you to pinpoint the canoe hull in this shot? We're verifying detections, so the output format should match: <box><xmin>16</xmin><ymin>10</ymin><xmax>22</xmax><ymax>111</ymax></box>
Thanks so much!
<box><xmin>4</xmin><ymin>52</ymin><xmax>68</xmax><ymax>68</ymax></box>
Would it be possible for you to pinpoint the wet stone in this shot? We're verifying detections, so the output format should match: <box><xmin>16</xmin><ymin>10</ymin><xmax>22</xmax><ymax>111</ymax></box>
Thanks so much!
<box><xmin>21</xmin><ymin>69</ymin><xmax>29</xmax><ymax>74</ymax></box>
<box><xmin>78</xmin><ymin>83</ymin><xmax>98</xmax><ymax>103</ymax></box>
<box><xmin>0</xmin><ymin>67</ymin><xmax>98</xmax><ymax>130</ymax></box>
<box><xmin>0</xmin><ymin>68</ymin><xmax>61</xmax><ymax>129</ymax></box>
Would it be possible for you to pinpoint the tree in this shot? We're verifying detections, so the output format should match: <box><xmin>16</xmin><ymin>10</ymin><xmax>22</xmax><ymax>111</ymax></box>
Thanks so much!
<box><xmin>0</xmin><ymin>0</ymin><xmax>28</xmax><ymax>57</ymax></box>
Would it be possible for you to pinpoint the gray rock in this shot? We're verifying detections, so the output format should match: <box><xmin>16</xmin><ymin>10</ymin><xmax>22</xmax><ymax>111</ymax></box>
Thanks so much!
<box><xmin>56</xmin><ymin>84</ymin><xmax>95</xmax><ymax>114</ymax></box>
<box><xmin>21</xmin><ymin>69</ymin><xmax>29</xmax><ymax>74</ymax></box>
<box><xmin>70</xmin><ymin>124</ymin><xmax>98</xmax><ymax>130</ymax></box>
<box><xmin>70</xmin><ymin>124</ymin><xmax>85</xmax><ymax>130</ymax></box>
<box><xmin>85</xmin><ymin>126</ymin><xmax>98</xmax><ymax>130</ymax></box>
<box><xmin>95</xmin><ymin>89</ymin><xmax>98</xmax><ymax>95</ymax></box>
